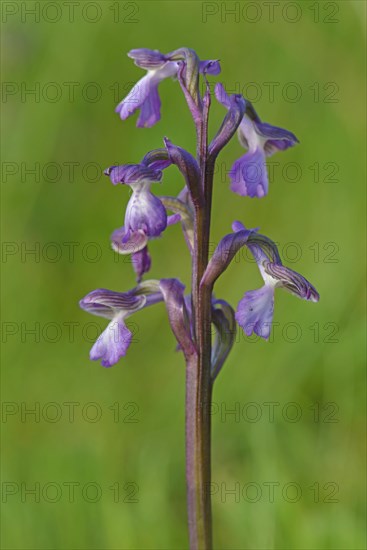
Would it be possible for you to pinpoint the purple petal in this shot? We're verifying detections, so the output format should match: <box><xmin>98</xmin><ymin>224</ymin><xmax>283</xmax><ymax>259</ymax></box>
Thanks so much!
<box><xmin>159</xmin><ymin>279</ymin><xmax>196</xmax><ymax>360</ymax></box>
<box><xmin>115</xmin><ymin>63</ymin><xmax>177</xmax><ymax>126</ymax></box>
<box><xmin>264</xmin><ymin>263</ymin><xmax>320</xmax><ymax>302</ymax></box>
<box><xmin>236</xmin><ymin>286</ymin><xmax>275</xmax><ymax>340</ymax></box>
<box><xmin>80</xmin><ymin>289</ymin><xmax>146</xmax><ymax>319</ymax></box>
<box><xmin>147</xmin><ymin>159</ymin><xmax>172</xmax><ymax>171</ymax></box>
<box><xmin>264</xmin><ymin>139</ymin><xmax>294</xmax><ymax>155</ymax></box>
<box><xmin>167</xmin><ymin>213</ymin><xmax>181</xmax><ymax>226</ymax></box>
<box><xmin>199</xmin><ymin>59</ymin><xmax>221</xmax><ymax>75</ymax></box>
<box><xmin>136</xmin><ymin>85</ymin><xmax>161</xmax><ymax>128</ymax></box>
<box><xmin>237</xmin><ymin>115</ymin><xmax>261</xmax><ymax>151</ymax></box>
<box><xmin>132</xmin><ymin>247</ymin><xmax>152</xmax><ymax>283</ymax></box>
<box><xmin>202</xmin><ymin>227</ymin><xmax>257</xmax><ymax>288</ymax></box>
<box><xmin>211</xmin><ymin>300</ymin><xmax>236</xmax><ymax>380</ymax></box>
<box><xmin>209</xmin><ymin>93</ymin><xmax>246</xmax><ymax>161</ymax></box>
<box><xmin>111</xmin><ymin>227</ymin><xmax>148</xmax><ymax>255</ymax></box>
<box><xmin>215</xmin><ymin>82</ymin><xmax>231</xmax><ymax>109</ymax></box>
<box><xmin>105</xmin><ymin>163</ymin><xmax>162</xmax><ymax>185</ymax></box>
<box><xmin>230</xmin><ymin>148</ymin><xmax>268</xmax><ymax>198</ymax></box>
<box><xmin>164</xmin><ymin>138</ymin><xmax>202</xmax><ymax>207</ymax></box>
<box><xmin>125</xmin><ymin>189</ymin><xmax>167</xmax><ymax>238</ymax></box>
<box><xmin>90</xmin><ymin>318</ymin><xmax>132</xmax><ymax>367</ymax></box>
<box><xmin>255</xmin><ymin>122</ymin><xmax>299</xmax><ymax>157</ymax></box>
<box><xmin>115</xmin><ymin>73</ymin><xmax>153</xmax><ymax>120</ymax></box>
<box><xmin>255</xmin><ymin>122</ymin><xmax>299</xmax><ymax>142</ymax></box>
<box><xmin>232</xmin><ymin>221</ymin><xmax>282</xmax><ymax>265</ymax></box>
<box><xmin>232</xmin><ymin>220</ymin><xmax>246</xmax><ymax>232</ymax></box>
<box><xmin>128</xmin><ymin>48</ymin><xmax>166</xmax><ymax>69</ymax></box>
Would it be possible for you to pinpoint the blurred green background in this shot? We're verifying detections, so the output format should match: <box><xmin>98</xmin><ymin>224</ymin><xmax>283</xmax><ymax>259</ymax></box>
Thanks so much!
<box><xmin>1</xmin><ymin>1</ymin><xmax>366</xmax><ymax>548</ymax></box>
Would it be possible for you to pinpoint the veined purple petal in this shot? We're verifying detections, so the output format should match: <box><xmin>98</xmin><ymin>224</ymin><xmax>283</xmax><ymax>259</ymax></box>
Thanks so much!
<box><xmin>230</xmin><ymin>148</ymin><xmax>268</xmax><ymax>198</ymax></box>
<box><xmin>232</xmin><ymin>221</ymin><xmax>282</xmax><ymax>265</ymax></box>
<box><xmin>140</xmin><ymin>148</ymin><xmax>171</xmax><ymax>170</ymax></box>
<box><xmin>147</xmin><ymin>159</ymin><xmax>172</xmax><ymax>171</ymax></box>
<box><xmin>105</xmin><ymin>163</ymin><xmax>162</xmax><ymax>185</ymax></box>
<box><xmin>264</xmin><ymin>263</ymin><xmax>320</xmax><ymax>302</ymax></box>
<box><xmin>111</xmin><ymin>227</ymin><xmax>148</xmax><ymax>255</ymax></box>
<box><xmin>79</xmin><ymin>289</ymin><xmax>146</xmax><ymax>319</ymax></box>
<box><xmin>128</xmin><ymin>48</ymin><xmax>167</xmax><ymax>69</ymax></box>
<box><xmin>236</xmin><ymin>286</ymin><xmax>275</xmax><ymax>340</ymax></box>
<box><xmin>90</xmin><ymin>317</ymin><xmax>132</xmax><ymax>367</ymax></box>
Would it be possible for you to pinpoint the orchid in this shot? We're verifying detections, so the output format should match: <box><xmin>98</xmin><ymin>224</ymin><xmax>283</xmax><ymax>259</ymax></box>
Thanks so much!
<box><xmin>79</xmin><ymin>46</ymin><xmax>319</xmax><ymax>549</ymax></box>
<box><xmin>215</xmin><ymin>83</ymin><xmax>299</xmax><ymax>197</ymax></box>
<box><xmin>231</xmin><ymin>221</ymin><xmax>319</xmax><ymax>339</ymax></box>
<box><xmin>105</xmin><ymin>163</ymin><xmax>180</xmax><ymax>280</ymax></box>
<box><xmin>116</xmin><ymin>48</ymin><xmax>221</xmax><ymax>127</ymax></box>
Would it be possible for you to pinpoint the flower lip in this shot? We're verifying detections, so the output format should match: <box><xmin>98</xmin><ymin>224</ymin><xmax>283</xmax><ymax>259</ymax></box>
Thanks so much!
<box><xmin>236</xmin><ymin>286</ymin><xmax>275</xmax><ymax>340</ymax></box>
<box><xmin>90</xmin><ymin>317</ymin><xmax>133</xmax><ymax>367</ymax></box>
<box><xmin>104</xmin><ymin>163</ymin><xmax>162</xmax><ymax>185</ymax></box>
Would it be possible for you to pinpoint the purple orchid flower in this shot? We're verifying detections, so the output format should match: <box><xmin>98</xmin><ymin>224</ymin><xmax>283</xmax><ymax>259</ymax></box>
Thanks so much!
<box><xmin>106</xmin><ymin>163</ymin><xmax>167</xmax><ymax>241</ymax></box>
<box><xmin>105</xmin><ymin>163</ymin><xmax>181</xmax><ymax>281</ymax></box>
<box><xmin>105</xmin><ymin>162</ymin><xmax>166</xmax><ymax>256</ymax></box>
<box><xmin>232</xmin><ymin>221</ymin><xmax>319</xmax><ymax>339</ymax></box>
<box><xmin>116</xmin><ymin>48</ymin><xmax>221</xmax><ymax>127</ymax></box>
<box><xmin>215</xmin><ymin>83</ymin><xmax>299</xmax><ymax>198</ymax></box>
<box><xmin>79</xmin><ymin>289</ymin><xmax>147</xmax><ymax>367</ymax></box>
<box><xmin>80</xmin><ymin>280</ymin><xmax>191</xmax><ymax>367</ymax></box>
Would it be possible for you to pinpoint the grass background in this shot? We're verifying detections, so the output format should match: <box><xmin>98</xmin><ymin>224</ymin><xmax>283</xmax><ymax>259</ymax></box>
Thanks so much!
<box><xmin>1</xmin><ymin>1</ymin><xmax>366</xmax><ymax>548</ymax></box>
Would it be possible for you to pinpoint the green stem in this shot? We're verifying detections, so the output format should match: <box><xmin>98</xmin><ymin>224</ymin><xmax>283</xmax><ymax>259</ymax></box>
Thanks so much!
<box><xmin>186</xmin><ymin>98</ymin><xmax>214</xmax><ymax>549</ymax></box>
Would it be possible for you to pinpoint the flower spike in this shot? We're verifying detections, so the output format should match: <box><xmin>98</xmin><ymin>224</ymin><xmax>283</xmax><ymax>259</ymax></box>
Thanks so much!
<box><xmin>80</xmin><ymin>46</ymin><xmax>320</xmax><ymax>549</ymax></box>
